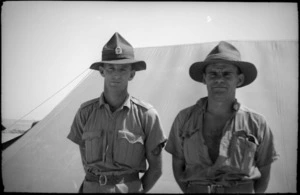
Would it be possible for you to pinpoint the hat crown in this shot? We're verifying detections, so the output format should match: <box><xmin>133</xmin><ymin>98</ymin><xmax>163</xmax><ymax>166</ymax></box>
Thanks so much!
<box><xmin>102</xmin><ymin>32</ymin><xmax>134</xmax><ymax>61</ymax></box>
<box><xmin>189</xmin><ymin>41</ymin><xmax>257</xmax><ymax>88</ymax></box>
<box><xmin>205</xmin><ymin>41</ymin><xmax>242</xmax><ymax>62</ymax></box>
<box><xmin>90</xmin><ymin>32</ymin><xmax>146</xmax><ymax>71</ymax></box>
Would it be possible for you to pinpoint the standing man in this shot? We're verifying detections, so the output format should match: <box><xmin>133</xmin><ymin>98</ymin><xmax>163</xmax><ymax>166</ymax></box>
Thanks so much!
<box><xmin>68</xmin><ymin>32</ymin><xmax>167</xmax><ymax>193</ymax></box>
<box><xmin>165</xmin><ymin>41</ymin><xmax>279</xmax><ymax>193</ymax></box>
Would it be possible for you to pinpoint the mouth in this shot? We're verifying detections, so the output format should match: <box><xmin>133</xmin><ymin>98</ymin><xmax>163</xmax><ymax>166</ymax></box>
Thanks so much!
<box><xmin>212</xmin><ymin>86</ymin><xmax>227</xmax><ymax>91</ymax></box>
<box><xmin>110</xmin><ymin>81</ymin><xmax>121</xmax><ymax>85</ymax></box>
<box><xmin>212</xmin><ymin>86</ymin><xmax>227</xmax><ymax>89</ymax></box>
<box><xmin>111</xmin><ymin>79</ymin><xmax>121</xmax><ymax>83</ymax></box>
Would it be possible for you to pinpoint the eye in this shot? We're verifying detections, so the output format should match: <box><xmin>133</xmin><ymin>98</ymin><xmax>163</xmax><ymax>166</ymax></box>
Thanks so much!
<box><xmin>106</xmin><ymin>67</ymin><xmax>114</xmax><ymax>72</ymax></box>
<box><xmin>223</xmin><ymin>72</ymin><xmax>234</xmax><ymax>78</ymax></box>
<box><xmin>207</xmin><ymin>72</ymin><xmax>217</xmax><ymax>78</ymax></box>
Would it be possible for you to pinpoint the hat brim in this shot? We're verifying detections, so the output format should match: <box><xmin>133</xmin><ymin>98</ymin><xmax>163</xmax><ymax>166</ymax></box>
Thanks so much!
<box><xmin>189</xmin><ymin>60</ymin><xmax>257</xmax><ymax>88</ymax></box>
<box><xmin>90</xmin><ymin>59</ymin><xmax>146</xmax><ymax>71</ymax></box>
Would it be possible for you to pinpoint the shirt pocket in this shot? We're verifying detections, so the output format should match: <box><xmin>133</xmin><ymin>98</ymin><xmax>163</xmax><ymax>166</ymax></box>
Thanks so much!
<box><xmin>82</xmin><ymin>130</ymin><xmax>105</xmax><ymax>163</ymax></box>
<box><xmin>114</xmin><ymin>129</ymin><xmax>145</xmax><ymax>167</ymax></box>
<box><xmin>228</xmin><ymin>130</ymin><xmax>258</xmax><ymax>173</ymax></box>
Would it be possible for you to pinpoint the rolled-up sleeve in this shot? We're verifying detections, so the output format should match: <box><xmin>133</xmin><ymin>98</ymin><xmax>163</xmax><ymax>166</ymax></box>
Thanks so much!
<box><xmin>67</xmin><ymin>108</ymin><xmax>85</xmax><ymax>146</ymax></box>
<box><xmin>144</xmin><ymin>108</ymin><xmax>167</xmax><ymax>154</ymax></box>
<box><xmin>255</xmin><ymin>119</ymin><xmax>279</xmax><ymax>168</ymax></box>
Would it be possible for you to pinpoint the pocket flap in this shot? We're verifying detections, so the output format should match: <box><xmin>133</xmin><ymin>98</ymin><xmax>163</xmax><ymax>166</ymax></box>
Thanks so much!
<box><xmin>82</xmin><ymin>130</ymin><xmax>104</xmax><ymax>140</ymax></box>
<box><xmin>234</xmin><ymin>130</ymin><xmax>259</xmax><ymax>145</ymax></box>
<box><xmin>180</xmin><ymin>128</ymin><xmax>199</xmax><ymax>139</ymax></box>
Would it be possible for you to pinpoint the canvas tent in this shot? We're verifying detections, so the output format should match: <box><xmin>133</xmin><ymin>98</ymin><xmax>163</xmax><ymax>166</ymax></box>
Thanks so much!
<box><xmin>2</xmin><ymin>120</ymin><xmax>39</xmax><ymax>150</ymax></box>
<box><xmin>2</xmin><ymin>40</ymin><xmax>297</xmax><ymax>193</ymax></box>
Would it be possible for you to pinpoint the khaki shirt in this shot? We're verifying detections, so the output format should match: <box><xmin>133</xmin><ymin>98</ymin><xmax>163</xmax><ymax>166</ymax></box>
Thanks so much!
<box><xmin>165</xmin><ymin>97</ymin><xmax>279</xmax><ymax>186</ymax></box>
<box><xmin>68</xmin><ymin>93</ymin><xmax>166</xmax><ymax>175</ymax></box>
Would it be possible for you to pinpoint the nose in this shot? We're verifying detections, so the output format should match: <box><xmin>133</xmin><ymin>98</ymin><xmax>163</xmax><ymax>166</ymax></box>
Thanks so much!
<box><xmin>214</xmin><ymin>73</ymin><xmax>225</xmax><ymax>83</ymax></box>
<box><xmin>112</xmin><ymin>70</ymin><xmax>121</xmax><ymax>79</ymax></box>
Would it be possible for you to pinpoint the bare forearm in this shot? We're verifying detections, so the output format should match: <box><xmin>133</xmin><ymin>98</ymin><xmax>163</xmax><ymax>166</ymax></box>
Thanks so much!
<box><xmin>141</xmin><ymin>167</ymin><xmax>162</xmax><ymax>193</ymax></box>
<box><xmin>172</xmin><ymin>156</ymin><xmax>188</xmax><ymax>193</ymax></box>
<box><xmin>141</xmin><ymin>149</ymin><xmax>163</xmax><ymax>193</ymax></box>
<box><xmin>254</xmin><ymin>164</ymin><xmax>271</xmax><ymax>193</ymax></box>
<box><xmin>174</xmin><ymin>173</ymin><xmax>188</xmax><ymax>193</ymax></box>
<box><xmin>254</xmin><ymin>178</ymin><xmax>269</xmax><ymax>193</ymax></box>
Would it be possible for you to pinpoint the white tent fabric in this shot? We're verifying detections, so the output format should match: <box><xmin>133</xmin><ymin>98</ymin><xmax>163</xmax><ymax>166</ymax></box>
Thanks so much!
<box><xmin>2</xmin><ymin>40</ymin><xmax>297</xmax><ymax>193</ymax></box>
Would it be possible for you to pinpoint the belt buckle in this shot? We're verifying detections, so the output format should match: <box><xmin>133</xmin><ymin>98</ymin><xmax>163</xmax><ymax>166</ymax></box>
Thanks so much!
<box><xmin>99</xmin><ymin>175</ymin><xmax>107</xmax><ymax>186</ymax></box>
<box><xmin>208</xmin><ymin>184</ymin><xmax>224</xmax><ymax>193</ymax></box>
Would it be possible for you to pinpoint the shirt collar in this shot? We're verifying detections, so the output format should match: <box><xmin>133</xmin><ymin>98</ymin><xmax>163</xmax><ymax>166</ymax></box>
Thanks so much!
<box><xmin>123</xmin><ymin>95</ymin><xmax>131</xmax><ymax>109</ymax></box>
<box><xmin>196</xmin><ymin>96</ymin><xmax>241</xmax><ymax>113</ymax></box>
<box><xmin>196</xmin><ymin>97</ymin><xmax>208</xmax><ymax>112</ymax></box>
<box><xmin>98</xmin><ymin>93</ymin><xmax>131</xmax><ymax>110</ymax></box>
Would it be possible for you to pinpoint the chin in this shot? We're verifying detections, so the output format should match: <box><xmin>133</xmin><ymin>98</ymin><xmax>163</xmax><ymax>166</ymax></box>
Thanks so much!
<box><xmin>210</xmin><ymin>92</ymin><xmax>228</xmax><ymax>99</ymax></box>
<box><xmin>110</xmin><ymin>82</ymin><xmax>121</xmax><ymax>87</ymax></box>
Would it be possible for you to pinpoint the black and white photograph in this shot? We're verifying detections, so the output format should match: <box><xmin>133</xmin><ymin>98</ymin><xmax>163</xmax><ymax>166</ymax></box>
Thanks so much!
<box><xmin>1</xmin><ymin>1</ymin><xmax>297</xmax><ymax>193</ymax></box>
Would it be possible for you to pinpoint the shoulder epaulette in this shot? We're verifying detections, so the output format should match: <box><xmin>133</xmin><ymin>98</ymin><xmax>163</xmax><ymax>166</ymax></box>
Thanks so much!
<box><xmin>80</xmin><ymin>98</ymin><xmax>99</xmax><ymax>110</ymax></box>
<box><xmin>131</xmin><ymin>96</ymin><xmax>153</xmax><ymax>110</ymax></box>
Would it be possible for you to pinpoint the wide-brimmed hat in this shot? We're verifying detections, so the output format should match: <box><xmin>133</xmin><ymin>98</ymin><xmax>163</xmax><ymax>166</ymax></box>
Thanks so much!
<box><xmin>189</xmin><ymin>41</ymin><xmax>257</xmax><ymax>88</ymax></box>
<box><xmin>90</xmin><ymin>32</ymin><xmax>146</xmax><ymax>71</ymax></box>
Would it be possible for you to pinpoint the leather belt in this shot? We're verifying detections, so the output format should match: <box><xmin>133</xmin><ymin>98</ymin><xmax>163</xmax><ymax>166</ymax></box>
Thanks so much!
<box><xmin>85</xmin><ymin>171</ymin><xmax>139</xmax><ymax>186</ymax></box>
<box><xmin>187</xmin><ymin>180</ymin><xmax>254</xmax><ymax>193</ymax></box>
<box><xmin>206</xmin><ymin>184</ymin><xmax>226</xmax><ymax>193</ymax></box>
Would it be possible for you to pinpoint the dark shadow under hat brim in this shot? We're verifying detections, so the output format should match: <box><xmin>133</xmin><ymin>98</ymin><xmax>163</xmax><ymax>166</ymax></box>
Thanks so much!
<box><xmin>189</xmin><ymin>60</ymin><xmax>257</xmax><ymax>88</ymax></box>
<box><xmin>90</xmin><ymin>59</ymin><xmax>146</xmax><ymax>71</ymax></box>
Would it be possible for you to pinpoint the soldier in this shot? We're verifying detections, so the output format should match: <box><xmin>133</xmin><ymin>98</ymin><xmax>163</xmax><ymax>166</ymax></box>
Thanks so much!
<box><xmin>165</xmin><ymin>41</ymin><xmax>279</xmax><ymax>193</ymax></box>
<box><xmin>68</xmin><ymin>32</ymin><xmax>167</xmax><ymax>193</ymax></box>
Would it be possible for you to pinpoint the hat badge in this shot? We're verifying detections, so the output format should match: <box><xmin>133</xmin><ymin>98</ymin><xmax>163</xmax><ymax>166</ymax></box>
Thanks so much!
<box><xmin>115</xmin><ymin>46</ymin><xmax>122</xmax><ymax>55</ymax></box>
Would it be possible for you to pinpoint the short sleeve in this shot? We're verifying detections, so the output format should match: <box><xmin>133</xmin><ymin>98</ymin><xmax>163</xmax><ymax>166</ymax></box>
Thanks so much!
<box><xmin>165</xmin><ymin>112</ymin><xmax>185</xmax><ymax>160</ymax></box>
<box><xmin>255</xmin><ymin>120</ymin><xmax>279</xmax><ymax>168</ymax></box>
<box><xmin>67</xmin><ymin>108</ymin><xmax>85</xmax><ymax>146</ymax></box>
<box><xmin>144</xmin><ymin>108</ymin><xmax>167</xmax><ymax>154</ymax></box>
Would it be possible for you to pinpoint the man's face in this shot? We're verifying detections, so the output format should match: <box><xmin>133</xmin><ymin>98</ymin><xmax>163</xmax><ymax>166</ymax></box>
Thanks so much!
<box><xmin>100</xmin><ymin>63</ymin><xmax>135</xmax><ymax>90</ymax></box>
<box><xmin>203</xmin><ymin>62</ymin><xmax>244</xmax><ymax>101</ymax></box>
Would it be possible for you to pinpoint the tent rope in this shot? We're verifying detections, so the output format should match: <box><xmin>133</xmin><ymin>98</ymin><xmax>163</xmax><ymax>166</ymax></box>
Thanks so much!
<box><xmin>4</xmin><ymin>68</ymin><xmax>92</xmax><ymax>130</ymax></box>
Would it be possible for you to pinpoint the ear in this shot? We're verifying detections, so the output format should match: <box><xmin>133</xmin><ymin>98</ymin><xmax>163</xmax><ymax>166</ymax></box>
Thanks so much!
<box><xmin>99</xmin><ymin>66</ymin><xmax>105</xmax><ymax>77</ymax></box>
<box><xmin>237</xmin><ymin>74</ymin><xmax>245</xmax><ymax>87</ymax></box>
<box><xmin>128</xmin><ymin>70</ymin><xmax>136</xmax><ymax>81</ymax></box>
